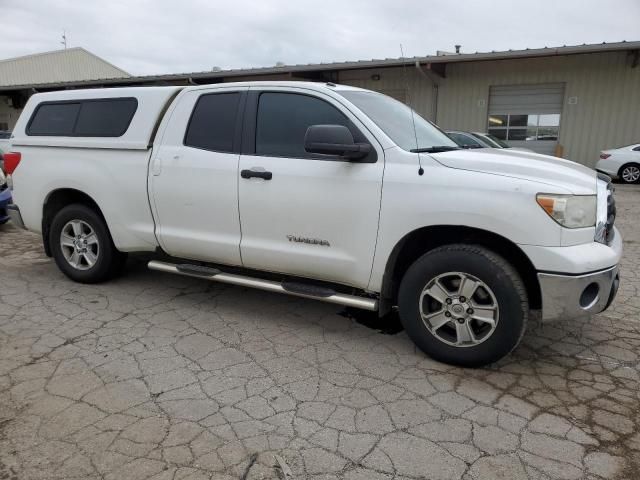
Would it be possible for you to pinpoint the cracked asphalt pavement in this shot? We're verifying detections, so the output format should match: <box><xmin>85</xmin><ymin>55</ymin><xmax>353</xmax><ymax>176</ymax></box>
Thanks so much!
<box><xmin>0</xmin><ymin>185</ymin><xmax>639</xmax><ymax>480</ymax></box>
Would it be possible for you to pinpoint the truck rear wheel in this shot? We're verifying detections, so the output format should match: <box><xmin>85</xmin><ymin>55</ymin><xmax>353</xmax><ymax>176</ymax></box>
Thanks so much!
<box><xmin>50</xmin><ymin>204</ymin><xmax>127</xmax><ymax>283</ymax></box>
<box><xmin>398</xmin><ymin>244</ymin><xmax>528</xmax><ymax>367</ymax></box>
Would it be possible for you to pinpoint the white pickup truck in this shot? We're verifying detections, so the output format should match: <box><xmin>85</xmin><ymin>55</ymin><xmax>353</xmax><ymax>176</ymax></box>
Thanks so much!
<box><xmin>6</xmin><ymin>81</ymin><xmax>622</xmax><ymax>366</ymax></box>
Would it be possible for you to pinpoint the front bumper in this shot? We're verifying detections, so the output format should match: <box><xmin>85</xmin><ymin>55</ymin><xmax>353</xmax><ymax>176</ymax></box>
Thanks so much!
<box><xmin>538</xmin><ymin>265</ymin><xmax>619</xmax><ymax>322</ymax></box>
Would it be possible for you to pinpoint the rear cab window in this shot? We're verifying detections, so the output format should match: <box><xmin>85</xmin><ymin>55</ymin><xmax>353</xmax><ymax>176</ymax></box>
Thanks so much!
<box><xmin>27</xmin><ymin>98</ymin><xmax>138</xmax><ymax>137</ymax></box>
<box><xmin>184</xmin><ymin>92</ymin><xmax>241</xmax><ymax>153</ymax></box>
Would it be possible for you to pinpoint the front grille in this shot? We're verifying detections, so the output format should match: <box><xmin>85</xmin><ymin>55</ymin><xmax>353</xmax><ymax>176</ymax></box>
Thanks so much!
<box><xmin>606</xmin><ymin>182</ymin><xmax>616</xmax><ymax>244</ymax></box>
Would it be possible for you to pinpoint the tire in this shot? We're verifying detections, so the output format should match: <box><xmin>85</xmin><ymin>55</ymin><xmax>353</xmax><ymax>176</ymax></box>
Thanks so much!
<box><xmin>618</xmin><ymin>163</ymin><xmax>640</xmax><ymax>184</ymax></box>
<box><xmin>398</xmin><ymin>244</ymin><xmax>528</xmax><ymax>367</ymax></box>
<box><xmin>49</xmin><ymin>204</ymin><xmax>127</xmax><ymax>283</ymax></box>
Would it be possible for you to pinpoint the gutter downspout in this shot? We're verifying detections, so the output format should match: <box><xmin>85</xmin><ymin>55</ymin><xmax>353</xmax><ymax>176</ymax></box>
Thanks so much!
<box><xmin>415</xmin><ymin>62</ymin><xmax>440</xmax><ymax>123</ymax></box>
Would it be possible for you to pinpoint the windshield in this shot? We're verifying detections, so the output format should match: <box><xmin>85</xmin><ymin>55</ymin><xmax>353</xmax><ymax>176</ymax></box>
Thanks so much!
<box><xmin>337</xmin><ymin>90</ymin><xmax>457</xmax><ymax>152</ymax></box>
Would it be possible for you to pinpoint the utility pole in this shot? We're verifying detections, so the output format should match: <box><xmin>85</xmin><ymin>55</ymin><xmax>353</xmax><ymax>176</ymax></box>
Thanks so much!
<box><xmin>61</xmin><ymin>30</ymin><xmax>68</xmax><ymax>49</ymax></box>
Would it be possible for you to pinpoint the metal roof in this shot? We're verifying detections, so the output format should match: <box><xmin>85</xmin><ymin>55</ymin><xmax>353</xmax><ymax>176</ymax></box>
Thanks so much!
<box><xmin>1</xmin><ymin>40</ymin><xmax>638</xmax><ymax>91</ymax></box>
<box><xmin>0</xmin><ymin>47</ymin><xmax>130</xmax><ymax>88</ymax></box>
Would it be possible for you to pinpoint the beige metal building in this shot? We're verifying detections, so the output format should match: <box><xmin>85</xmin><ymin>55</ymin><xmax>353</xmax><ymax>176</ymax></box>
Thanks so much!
<box><xmin>0</xmin><ymin>48</ymin><xmax>129</xmax><ymax>130</ymax></box>
<box><xmin>0</xmin><ymin>41</ymin><xmax>638</xmax><ymax>167</ymax></box>
<box><xmin>338</xmin><ymin>47</ymin><xmax>640</xmax><ymax>164</ymax></box>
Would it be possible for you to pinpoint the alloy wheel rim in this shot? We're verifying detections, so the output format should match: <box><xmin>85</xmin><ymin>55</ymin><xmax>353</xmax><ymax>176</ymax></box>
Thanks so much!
<box><xmin>60</xmin><ymin>220</ymin><xmax>100</xmax><ymax>271</ymax></box>
<box><xmin>622</xmin><ymin>166</ymin><xmax>640</xmax><ymax>182</ymax></box>
<box><xmin>419</xmin><ymin>272</ymin><xmax>499</xmax><ymax>347</ymax></box>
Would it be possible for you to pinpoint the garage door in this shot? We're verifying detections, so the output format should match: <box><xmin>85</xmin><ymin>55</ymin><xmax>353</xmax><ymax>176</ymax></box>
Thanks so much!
<box><xmin>487</xmin><ymin>83</ymin><xmax>564</xmax><ymax>156</ymax></box>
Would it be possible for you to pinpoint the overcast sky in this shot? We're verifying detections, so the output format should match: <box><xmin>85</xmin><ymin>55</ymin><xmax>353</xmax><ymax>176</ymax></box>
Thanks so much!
<box><xmin>2</xmin><ymin>0</ymin><xmax>639</xmax><ymax>76</ymax></box>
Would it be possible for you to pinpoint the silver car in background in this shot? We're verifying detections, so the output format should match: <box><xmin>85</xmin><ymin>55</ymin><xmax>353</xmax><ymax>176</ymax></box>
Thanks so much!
<box><xmin>447</xmin><ymin>131</ymin><xmax>534</xmax><ymax>152</ymax></box>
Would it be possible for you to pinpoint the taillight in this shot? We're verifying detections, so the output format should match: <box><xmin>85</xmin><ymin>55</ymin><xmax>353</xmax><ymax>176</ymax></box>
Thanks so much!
<box><xmin>599</xmin><ymin>153</ymin><xmax>611</xmax><ymax>160</ymax></box>
<box><xmin>4</xmin><ymin>152</ymin><xmax>21</xmax><ymax>174</ymax></box>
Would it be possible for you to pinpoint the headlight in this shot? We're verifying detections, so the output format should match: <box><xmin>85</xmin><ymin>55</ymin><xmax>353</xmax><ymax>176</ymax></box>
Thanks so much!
<box><xmin>536</xmin><ymin>194</ymin><xmax>596</xmax><ymax>228</ymax></box>
<box><xmin>594</xmin><ymin>178</ymin><xmax>609</xmax><ymax>243</ymax></box>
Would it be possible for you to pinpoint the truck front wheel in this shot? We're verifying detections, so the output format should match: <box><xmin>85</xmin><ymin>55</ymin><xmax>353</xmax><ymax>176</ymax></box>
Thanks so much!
<box><xmin>50</xmin><ymin>204</ymin><xmax>127</xmax><ymax>283</ymax></box>
<box><xmin>398</xmin><ymin>244</ymin><xmax>528</xmax><ymax>367</ymax></box>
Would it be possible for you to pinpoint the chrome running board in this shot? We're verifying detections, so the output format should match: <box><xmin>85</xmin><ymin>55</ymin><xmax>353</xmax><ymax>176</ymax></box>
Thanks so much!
<box><xmin>147</xmin><ymin>260</ymin><xmax>378</xmax><ymax>311</ymax></box>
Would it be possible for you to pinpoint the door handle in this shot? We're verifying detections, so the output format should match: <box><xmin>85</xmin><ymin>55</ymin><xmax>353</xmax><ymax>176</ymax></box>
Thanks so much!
<box><xmin>241</xmin><ymin>169</ymin><xmax>273</xmax><ymax>180</ymax></box>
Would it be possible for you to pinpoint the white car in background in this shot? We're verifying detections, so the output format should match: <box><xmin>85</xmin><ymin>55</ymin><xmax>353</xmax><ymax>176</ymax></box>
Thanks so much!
<box><xmin>596</xmin><ymin>143</ymin><xmax>640</xmax><ymax>184</ymax></box>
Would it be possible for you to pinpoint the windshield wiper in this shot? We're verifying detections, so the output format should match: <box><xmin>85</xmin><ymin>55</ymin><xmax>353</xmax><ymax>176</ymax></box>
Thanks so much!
<box><xmin>410</xmin><ymin>146</ymin><xmax>461</xmax><ymax>153</ymax></box>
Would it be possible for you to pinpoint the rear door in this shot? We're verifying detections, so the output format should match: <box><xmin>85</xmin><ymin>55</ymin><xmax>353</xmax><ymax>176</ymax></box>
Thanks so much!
<box><xmin>237</xmin><ymin>87</ymin><xmax>384</xmax><ymax>288</ymax></box>
<box><xmin>149</xmin><ymin>87</ymin><xmax>247</xmax><ymax>264</ymax></box>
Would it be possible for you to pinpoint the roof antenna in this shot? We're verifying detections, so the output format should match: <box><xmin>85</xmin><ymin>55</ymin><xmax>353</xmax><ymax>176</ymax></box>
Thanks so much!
<box><xmin>400</xmin><ymin>44</ymin><xmax>424</xmax><ymax>176</ymax></box>
<box><xmin>60</xmin><ymin>30</ymin><xmax>68</xmax><ymax>49</ymax></box>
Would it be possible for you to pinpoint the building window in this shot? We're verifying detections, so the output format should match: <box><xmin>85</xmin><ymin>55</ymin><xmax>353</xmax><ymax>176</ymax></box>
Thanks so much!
<box><xmin>488</xmin><ymin>113</ymin><xmax>560</xmax><ymax>142</ymax></box>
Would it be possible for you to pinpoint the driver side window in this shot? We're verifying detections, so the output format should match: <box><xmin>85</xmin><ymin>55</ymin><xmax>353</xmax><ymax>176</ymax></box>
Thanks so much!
<box><xmin>255</xmin><ymin>92</ymin><xmax>363</xmax><ymax>159</ymax></box>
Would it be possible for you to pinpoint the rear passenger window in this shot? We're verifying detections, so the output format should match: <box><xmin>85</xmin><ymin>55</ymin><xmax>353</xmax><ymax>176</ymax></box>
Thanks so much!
<box><xmin>27</xmin><ymin>98</ymin><xmax>137</xmax><ymax>137</ymax></box>
<box><xmin>184</xmin><ymin>93</ymin><xmax>240</xmax><ymax>153</ymax></box>
<box><xmin>256</xmin><ymin>92</ymin><xmax>352</xmax><ymax>159</ymax></box>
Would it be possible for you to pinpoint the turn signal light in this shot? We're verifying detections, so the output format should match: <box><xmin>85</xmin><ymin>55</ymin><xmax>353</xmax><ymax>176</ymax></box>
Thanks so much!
<box><xmin>536</xmin><ymin>196</ymin><xmax>556</xmax><ymax>215</ymax></box>
<box><xmin>599</xmin><ymin>153</ymin><xmax>611</xmax><ymax>159</ymax></box>
<box><xmin>3</xmin><ymin>152</ymin><xmax>21</xmax><ymax>175</ymax></box>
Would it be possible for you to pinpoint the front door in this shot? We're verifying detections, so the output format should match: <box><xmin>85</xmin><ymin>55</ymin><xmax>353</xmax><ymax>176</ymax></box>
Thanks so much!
<box><xmin>238</xmin><ymin>88</ymin><xmax>384</xmax><ymax>288</ymax></box>
<box><xmin>150</xmin><ymin>87</ymin><xmax>246</xmax><ymax>264</ymax></box>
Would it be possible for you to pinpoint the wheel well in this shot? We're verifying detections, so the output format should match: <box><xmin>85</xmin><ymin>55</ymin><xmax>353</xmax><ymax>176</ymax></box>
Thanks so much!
<box><xmin>618</xmin><ymin>162</ymin><xmax>640</xmax><ymax>176</ymax></box>
<box><xmin>380</xmin><ymin>226</ymin><xmax>541</xmax><ymax>315</ymax></box>
<box><xmin>42</xmin><ymin>189</ymin><xmax>105</xmax><ymax>257</ymax></box>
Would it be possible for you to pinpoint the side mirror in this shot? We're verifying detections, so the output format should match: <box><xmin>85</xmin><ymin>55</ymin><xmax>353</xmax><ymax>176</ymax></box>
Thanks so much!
<box><xmin>304</xmin><ymin>124</ymin><xmax>371</xmax><ymax>160</ymax></box>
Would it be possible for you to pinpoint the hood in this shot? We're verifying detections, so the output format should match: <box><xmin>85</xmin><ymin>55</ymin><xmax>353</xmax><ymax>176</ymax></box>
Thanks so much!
<box><xmin>431</xmin><ymin>148</ymin><xmax>597</xmax><ymax>194</ymax></box>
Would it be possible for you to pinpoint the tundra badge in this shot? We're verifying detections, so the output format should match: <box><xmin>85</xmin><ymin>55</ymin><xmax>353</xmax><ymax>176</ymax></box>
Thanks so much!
<box><xmin>286</xmin><ymin>235</ymin><xmax>330</xmax><ymax>247</ymax></box>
